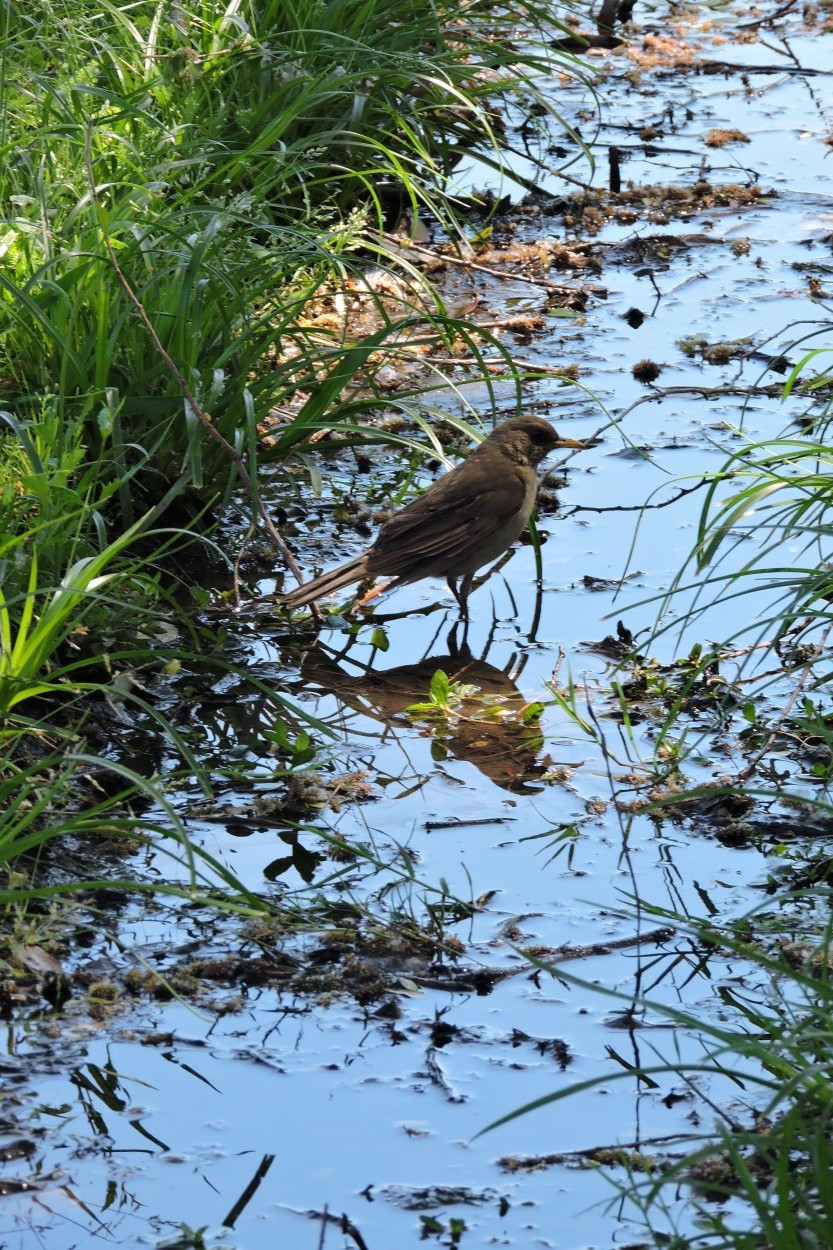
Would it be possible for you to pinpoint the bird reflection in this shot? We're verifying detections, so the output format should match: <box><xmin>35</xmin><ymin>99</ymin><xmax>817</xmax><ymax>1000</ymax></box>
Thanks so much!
<box><xmin>297</xmin><ymin>641</ymin><xmax>553</xmax><ymax>793</ymax></box>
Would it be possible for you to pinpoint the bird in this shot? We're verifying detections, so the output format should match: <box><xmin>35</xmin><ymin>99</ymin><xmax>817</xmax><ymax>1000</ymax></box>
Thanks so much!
<box><xmin>278</xmin><ymin>415</ymin><xmax>584</xmax><ymax>619</ymax></box>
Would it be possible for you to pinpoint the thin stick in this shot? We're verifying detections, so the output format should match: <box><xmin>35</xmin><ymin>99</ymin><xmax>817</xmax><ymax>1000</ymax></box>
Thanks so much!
<box><xmin>566</xmin><ymin>478</ymin><xmax>710</xmax><ymax>517</ymax></box>
<box><xmin>737</xmin><ymin>0</ymin><xmax>799</xmax><ymax>27</ymax></box>
<box><xmin>380</xmin><ymin>233</ymin><xmax>607</xmax><ymax>298</ymax></box>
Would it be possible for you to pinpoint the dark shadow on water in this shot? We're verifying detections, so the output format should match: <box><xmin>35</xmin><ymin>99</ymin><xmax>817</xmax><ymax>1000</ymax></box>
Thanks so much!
<box><xmin>295</xmin><ymin>639</ymin><xmax>553</xmax><ymax>793</ymax></box>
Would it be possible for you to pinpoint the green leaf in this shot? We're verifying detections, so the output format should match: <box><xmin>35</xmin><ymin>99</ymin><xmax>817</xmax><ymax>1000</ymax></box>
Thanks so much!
<box><xmin>404</xmin><ymin>701</ymin><xmax>435</xmax><ymax>718</ymax></box>
<box><xmin>429</xmin><ymin>669</ymin><xmax>449</xmax><ymax>705</ymax></box>
<box><xmin>370</xmin><ymin>627</ymin><xmax>389</xmax><ymax>652</ymax></box>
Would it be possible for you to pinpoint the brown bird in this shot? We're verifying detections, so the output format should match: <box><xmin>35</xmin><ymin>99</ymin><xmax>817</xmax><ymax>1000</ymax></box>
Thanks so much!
<box><xmin>279</xmin><ymin>415</ymin><xmax>584</xmax><ymax>618</ymax></box>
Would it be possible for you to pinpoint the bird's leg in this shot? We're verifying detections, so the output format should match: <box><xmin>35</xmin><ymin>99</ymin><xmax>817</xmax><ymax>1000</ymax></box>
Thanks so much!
<box><xmin>447</xmin><ymin>575</ymin><xmax>473</xmax><ymax>621</ymax></box>
<box><xmin>447</xmin><ymin>577</ymin><xmax>466</xmax><ymax>620</ymax></box>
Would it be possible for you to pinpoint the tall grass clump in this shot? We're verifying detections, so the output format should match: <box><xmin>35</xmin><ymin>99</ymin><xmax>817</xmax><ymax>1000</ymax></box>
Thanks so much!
<box><xmin>633</xmin><ymin>915</ymin><xmax>833</xmax><ymax>1250</ymax></box>
<box><xmin>1</xmin><ymin>0</ymin><xmax>589</xmax><ymax>515</ymax></box>
<box><xmin>0</xmin><ymin>395</ymin><xmax>327</xmax><ymax>912</ymax></box>
<box><xmin>644</xmin><ymin>329</ymin><xmax>833</xmax><ymax>661</ymax></box>
<box><xmin>659</xmin><ymin>437</ymin><xmax>833</xmax><ymax>658</ymax></box>
<box><xmin>484</xmin><ymin>911</ymin><xmax>833</xmax><ymax>1250</ymax></box>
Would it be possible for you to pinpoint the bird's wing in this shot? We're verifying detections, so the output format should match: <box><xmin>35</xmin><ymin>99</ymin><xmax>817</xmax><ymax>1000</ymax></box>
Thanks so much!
<box><xmin>368</xmin><ymin>463</ymin><xmax>531</xmax><ymax>581</ymax></box>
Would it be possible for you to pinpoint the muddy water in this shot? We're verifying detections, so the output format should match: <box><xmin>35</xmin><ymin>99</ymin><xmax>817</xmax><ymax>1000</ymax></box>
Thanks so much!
<box><xmin>8</xmin><ymin>8</ymin><xmax>833</xmax><ymax>1250</ymax></box>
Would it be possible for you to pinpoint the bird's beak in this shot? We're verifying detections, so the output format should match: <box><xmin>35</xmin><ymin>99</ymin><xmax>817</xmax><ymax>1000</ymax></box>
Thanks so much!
<box><xmin>554</xmin><ymin>436</ymin><xmax>586</xmax><ymax>449</ymax></box>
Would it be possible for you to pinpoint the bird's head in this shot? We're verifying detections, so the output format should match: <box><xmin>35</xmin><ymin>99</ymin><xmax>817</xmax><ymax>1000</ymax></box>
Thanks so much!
<box><xmin>489</xmin><ymin>415</ymin><xmax>585</xmax><ymax>468</ymax></box>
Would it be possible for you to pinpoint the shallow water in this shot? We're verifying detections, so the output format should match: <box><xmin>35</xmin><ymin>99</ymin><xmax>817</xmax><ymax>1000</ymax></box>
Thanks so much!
<box><xmin>8</xmin><ymin>6</ymin><xmax>833</xmax><ymax>1249</ymax></box>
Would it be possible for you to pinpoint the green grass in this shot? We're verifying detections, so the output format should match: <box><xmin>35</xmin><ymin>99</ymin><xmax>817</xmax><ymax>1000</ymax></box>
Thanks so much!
<box><xmin>1</xmin><ymin>0</ymin><xmax>589</xmax><ymax>511</ymax></box>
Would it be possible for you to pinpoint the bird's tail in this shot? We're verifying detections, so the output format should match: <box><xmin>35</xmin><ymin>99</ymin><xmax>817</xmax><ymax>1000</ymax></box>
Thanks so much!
<box><xmin>278</xmin><ymin>553</ymin><xmax>370</xmax><ymax>609</ymax></box>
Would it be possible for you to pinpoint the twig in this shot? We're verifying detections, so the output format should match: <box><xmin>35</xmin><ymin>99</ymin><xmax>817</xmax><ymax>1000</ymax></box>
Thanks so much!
<box><xmin>551</xmin><ymin>644</ymin><xmax>567</xmax><ymax>685</ymax></box>
<box><xmin>316</xmin><ymin>1203</ymin><xmax>328</xmax><ymax>1250</ymax></box>
<box><xmin>303</xmin><ymin>1209</ymin><xmax>369</xmax><ymax>1250</ymax></box>
<box><xmin>492</xmin><ymin>357</ymin><xmax>587</xmax><ymax>376</ymax></box>
<box><xmin>737</xmin><ymin>0</ymin><xmax>799</xmax><ymax>27</ymax></box>
<box><xmin>425</xmin><ymin>816</ymin><xmax>513</xmax><ymax>829</ymax></box>
<box><xmin>221</xmin><ymin>1153</ymin><xmax>276</xmax><ymax>1230</ymax></box>
<box><xmin>82</xmin><ymin>124</ymin><xmax>318</xmax><ymax>613</ymax></box>
<box><xmin>612</xmin><ymin>382</ymin><xmax>785</xmax><ymax>428</ymax></box>
<box><xmin>715</xmin><ymin>641</ymin><xmax>777</xmax><ymax>664</ymax></box>
<box><xmin>566</xmin><ymin>478</ymin><xmax>710</xmax><ymax>517</ymax></box>
<box><xmin>499</xmin><ymin>1130</ymin><xmax>703</xmax><ymax>1170</ymax></box>
<box><xmin>380</xmin><ymin>233</ymin><xmax>607</xmax><ymax>298</ymax></box>
<box><xmin>541</xmin><ymin>925</ymin><xmax>675</xmax><ymax>962</ymax></box>
<box><xmin>698</xmin><ymin>58</ymin><xmax>831</xmax><ymax>76</ymax></box>
<box><xmin>424</xmin><ymin>1046</ymin><xmax>465</xmax><ymax>1103</ymax></box>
